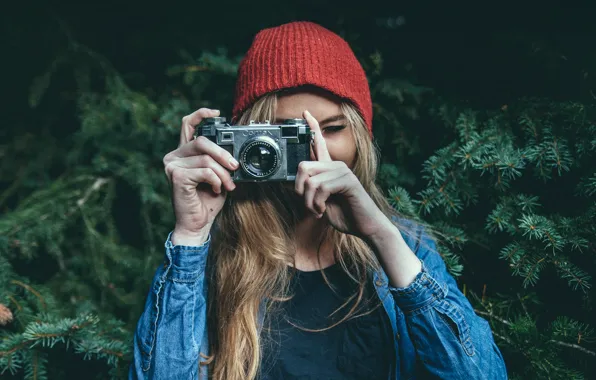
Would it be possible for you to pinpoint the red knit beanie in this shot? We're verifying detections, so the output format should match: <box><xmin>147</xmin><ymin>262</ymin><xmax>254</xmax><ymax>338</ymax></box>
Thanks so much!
<box><xmin>232</xmin><ymin>21</ymin><xmax>373</xmax><ymax>136</ymax></box>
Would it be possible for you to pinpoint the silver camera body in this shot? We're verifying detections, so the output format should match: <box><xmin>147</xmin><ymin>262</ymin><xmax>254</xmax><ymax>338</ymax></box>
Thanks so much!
<box><xmin>194</xmin><ymin>117</ymin><xmax>313</xmax><ymax>182</ymax></box>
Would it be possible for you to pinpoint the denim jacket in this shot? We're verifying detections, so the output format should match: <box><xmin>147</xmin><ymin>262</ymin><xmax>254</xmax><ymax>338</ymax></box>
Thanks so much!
<box><xmin>129</xmin><ymin>219</ymin><xmax>508</xmax><ymax>379</ymax></box>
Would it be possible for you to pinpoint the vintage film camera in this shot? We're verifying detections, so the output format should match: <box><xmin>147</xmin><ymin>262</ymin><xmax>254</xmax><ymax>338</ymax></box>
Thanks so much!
<box><xmin>194</xmin><ymin>117</ymin><xmax>314</xmax><ymax>182</ymax></box>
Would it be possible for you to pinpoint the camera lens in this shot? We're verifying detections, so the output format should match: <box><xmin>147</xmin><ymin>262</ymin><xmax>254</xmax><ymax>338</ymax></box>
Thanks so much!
<box><xmin>247</xmin><ymin>145</ymin><xmax>274</xmax><ymax>171</ymax></box>
<box><xmin>239</xmin><ymin>138</ymin><xmax>280</xmax><ymax>178</ymax></box>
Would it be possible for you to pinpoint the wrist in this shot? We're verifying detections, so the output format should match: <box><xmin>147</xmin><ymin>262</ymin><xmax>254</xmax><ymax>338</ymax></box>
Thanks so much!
<box><xmin>172</xmin><ymin>225</ymin><xmax>211</xmax><ymax>246</ymax></box>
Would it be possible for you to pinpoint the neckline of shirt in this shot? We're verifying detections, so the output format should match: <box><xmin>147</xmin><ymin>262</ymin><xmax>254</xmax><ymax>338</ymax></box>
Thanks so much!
<box><xmin>289</xmin><ymin>262</ymin><xmax>341</xmax><ymax>277</ymax></box>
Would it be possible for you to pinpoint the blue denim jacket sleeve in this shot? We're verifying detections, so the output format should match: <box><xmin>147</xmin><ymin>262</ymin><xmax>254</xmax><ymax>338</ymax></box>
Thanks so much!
<box><xmin>129</xmin><ymin>231</ymin><xmax>211</xmax><ymax>379</ymax></box>
<box><xmin>389</xmin><ymin>224</ymin><xmax>508</xmax><ymax>379</ymax></box>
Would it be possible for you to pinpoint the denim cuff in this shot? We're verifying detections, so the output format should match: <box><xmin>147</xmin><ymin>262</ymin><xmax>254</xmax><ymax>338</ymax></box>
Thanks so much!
<box><xmin>388</xmin><ymin>258</ymin><xmax>448</xmax><ymax>314</ymax></box>
<box><xmin>163</xmin><ymin>230</ymin><xmax>211</xmax><ymax>281</ymax></box>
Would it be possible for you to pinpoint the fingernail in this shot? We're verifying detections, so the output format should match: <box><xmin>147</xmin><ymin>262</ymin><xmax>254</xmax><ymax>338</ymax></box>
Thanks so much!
<box><xmin>212</xmin><ymin>109</ymin><xmax>220</xmax><ymax>113</ymax></box>
<box><xmin>229</xmin><ymin>157</ymin><xmax>239</xmax><ymax>168</ymax></box>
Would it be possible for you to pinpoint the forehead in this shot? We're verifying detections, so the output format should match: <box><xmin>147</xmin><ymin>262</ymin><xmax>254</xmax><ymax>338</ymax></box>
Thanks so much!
<box><xmin>275</xmin><ymin>88</ymin><xmax>342</xmax><ymax>121</ymax></box>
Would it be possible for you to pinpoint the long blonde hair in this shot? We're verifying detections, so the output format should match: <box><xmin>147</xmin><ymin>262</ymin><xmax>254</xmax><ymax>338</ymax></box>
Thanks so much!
<box><xmin>201</xmin><ymin>87</ymin><xmax>417</xmax><ymax>380</ymax></box>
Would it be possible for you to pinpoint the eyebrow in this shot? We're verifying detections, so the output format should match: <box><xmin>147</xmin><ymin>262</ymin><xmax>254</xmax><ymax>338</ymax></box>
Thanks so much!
<box><xmin>274</xmin><ymin>114</ymin><xmax>346</xmax><ymax>125</ymax></box>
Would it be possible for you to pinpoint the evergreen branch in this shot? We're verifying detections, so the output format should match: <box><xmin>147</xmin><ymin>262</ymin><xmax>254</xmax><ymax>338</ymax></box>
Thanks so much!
<box><xmin>387</xmin><ymin>187</ymin><xmax>419</xmax><ymax>220</ymax></box>
<box><xmin>0</xmin><ymin>314</ymin><xmax>126</xmax><ymax>377</ymax></box>
<box><xmin>492</xmin><ymin>330</ymin><xmax>515</xmax><ymax>344</ymax></box>
<box><xmin>0</xmin><ymin>341</ymin><xmax>29</xmax><ymax>356</ymax></box>
<box><xmin>474</xmin><ymin>309</ymin><xmax>596</xmax><ymax>357</ymax></box>
<box><xmin>517</xmin><ymin>293</ymin><xmax>531</xmax><ymax>318</ymax></box>
<box><xmin>434</xmin><ymin>245</ymin><xmax>464</xmax><ymax>277</ymax></box>
<box><xmin>421</xmin><ymin>143</ymin><xmax>459</xmax><ymax>182</ymax></box>
<box><xmin>501</xmin><ymin>243</ymin><xmax>523</xmax><ymax>262</ymax></box>
<box><xmin>31</xmin><ymin>350</ymin><xmax>39</xmax><ymax>380</ymax></box>
<box><xmin>96</xmin><ymin>349</ymin><xmax>124</xmax><ymax>358</ymax></box>
<box><xmin>9</xmin><ymin>296</ymin><xmax>22</xmax><ymax>312</ymax></box>
<box><xmin>475</xmin><ymin>309</ymin><xmax>513</xmax><ymax>326</ymax></box>
<box><xmin>455</xmin><ymin>110</ymin><xmax>479</xmax><ymax>142</ymax></box>
<box><xmin>4</xmin><ymin>175</ymin><xmax>100</xmax><ymax>237</ymax></box>
<box><xmin>548</xmin><ymin>340</ymin><xmax>595</xmax><ymax>356</ymax></box>
<box><xmin>553</xmin><ymin>259</ymin><xmax>592</xmax><ymax>292</ymax></box>
<box><xmin>0</xmin><ymin>320</ymin><xmax>96</xmax><ymax>356</ymax></box>
<box><xmin>550</xmin><ymin>316</ymin><xmax>595</xmax><ymax>344</ymax></box>
<box><xmin>583</xmin><ymin>173</ymin><xmax>596</xmax><ymax>196</ymax></box>
<box><xmin>0</xmin><ymin>172</ymin><xmax>26</xmax><ymax>210</ymax></box>
<box><xmin>416</xmin><ymin>170</ymin><xmax>460</xmax><ymax>214</ymax></box>
<box><xmin>77</xmin><ymin>177</ymin><xmax>110</xmax><ymax>208</ymax></box>
<box><xmin>525</xmin><ymin>257</ymin><xmax>546</xmax><ymax>285</ymax></box>
<box><xmin>11</xmin><ymin>281</ymin><xmax>46</xmax><ymax>311</ymax></box>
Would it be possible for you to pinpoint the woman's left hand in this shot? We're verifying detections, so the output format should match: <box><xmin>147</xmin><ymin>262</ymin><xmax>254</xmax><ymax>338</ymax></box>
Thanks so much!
<box><xmin>294</xmin><ymin>110</ymin><xmax>393</xmax><ymax>241</ymax></box>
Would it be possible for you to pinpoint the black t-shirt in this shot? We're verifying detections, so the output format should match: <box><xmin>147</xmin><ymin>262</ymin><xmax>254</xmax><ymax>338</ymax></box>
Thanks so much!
<box><xmin>258</xmin><ymin>262</ymin><xmax>393</xmax><ymax>380</ymax></box>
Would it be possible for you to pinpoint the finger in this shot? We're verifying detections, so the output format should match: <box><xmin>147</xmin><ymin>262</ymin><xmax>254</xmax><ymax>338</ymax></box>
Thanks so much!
<box><xmin>303</xmin><ymin>169</ymin><xmax>347</xmax><ymax>217</ymax></box>
<box><xmin>170</xmin><ymin>167</ymin><xmax>223</xmax><ymax>195</ymax></box>
<box><xmin>179</xmin><ymin>108</ymin><xmax>220</xmax><ymax>146</ymax></box>
<box><xmin>295</xmin><ymin>161</ymin><xmax>346</xmax><ymax>196</ymax></box>
<box><xmin>303</xmin><ymin>110</ymin><xmax>332</xmax><ymax>162</ymax></box>
<box><xmin>165</xmin><ymin>155</ymin><xmax>236</xmax><ymax>192</ymax></box>
<box><xmin>312</xmin><ymin>173</ymin><xmax>354</xmax><ymax>217</ymax></box>
<box><xmin>172</xmin><ymin>136</ymin><xmax>239</xmax><ymax>172</ymax></box>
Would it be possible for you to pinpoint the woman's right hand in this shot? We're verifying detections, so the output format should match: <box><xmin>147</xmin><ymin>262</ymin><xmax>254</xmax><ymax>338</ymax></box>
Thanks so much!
<box><xmin>163</xmin><ymin>108</ymin><xmax>239</xmax><ymax>245</ymax></box>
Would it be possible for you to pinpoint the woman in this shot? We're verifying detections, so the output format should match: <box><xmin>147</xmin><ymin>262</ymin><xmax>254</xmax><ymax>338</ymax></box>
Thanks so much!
<box><xmin>130</xmin><ymin>21</ymin><xmax>507</xmax><ymax>379</ymax></box>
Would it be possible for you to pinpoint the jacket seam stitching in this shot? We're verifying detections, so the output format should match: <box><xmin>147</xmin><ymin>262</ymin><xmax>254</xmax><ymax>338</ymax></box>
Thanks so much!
<box><xmin>143</xmin><ymin>262</ymin><xmax>172</xmax><ymax>371</ymax></box>
<box><xmin>435</xmin><ymin>300</ymin><xmax>475</xmax><ymax>357</ymax></box>
<box><xmin>191</xmin><ymin>281</ymin><xmax>198</xmax><ymax>353</ymax></box>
